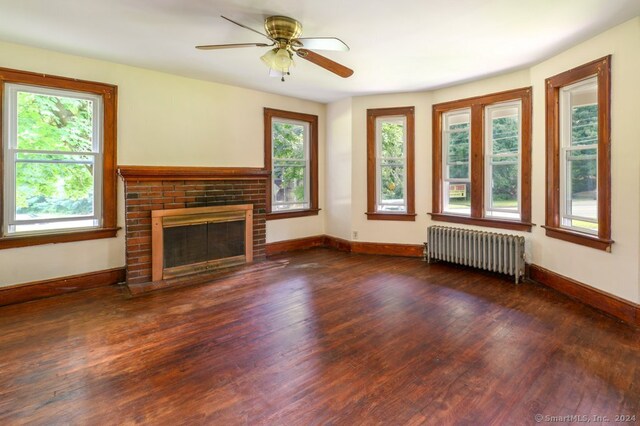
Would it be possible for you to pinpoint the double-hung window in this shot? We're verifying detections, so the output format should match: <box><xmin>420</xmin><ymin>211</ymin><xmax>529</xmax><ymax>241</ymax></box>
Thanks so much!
<box><xmin>544</xmin><ymin>56</ymin><xmax>612</xmax><ymax>251</ymax></box>
<box><xmin>264</xmin><ymin>108</ymin><xmax>319</xmax><ymax>220</ymax></box>
<box><xmin>366</xmin><ymin>107</ymin><xmax>415</xmax><ymax>221</ymax></box>
<box><xmin>484</xmin><ymin>101</ymin><xmax>522</xmax><ymax>220</ymax></box>
<box><xmin>442</xmin><ymin>109</ymin><xmax>471</xmax><ymax>216</ymax></box>
<box><xmin>0</xmin><ymin>67</ymin><xmax>117</xmax><ymax>249</ymax></box>
<box><xmin>432</xmin><ymin>87</ymin><xmax>531</xmax><ymax>231</ymax></box>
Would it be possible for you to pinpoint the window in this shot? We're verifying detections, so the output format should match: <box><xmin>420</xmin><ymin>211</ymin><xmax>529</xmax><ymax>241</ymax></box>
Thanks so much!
<box><xmin>366</xmin><ymin>107</ymin><xmax>415</xmax><ymax>221</ymax></box>
<box><xmin>544</xmin><ymin>56</ymin><xmax>612</xmax><ymax>251</ymax></box>
<box><xmin>264</xmin><ymin>108</ymin><xmax>318</xmax><ymax>220</ymax></box>
<box><xmin>432</xmin><ymin>87</ymin><xmax>532</xmax><ymax>231</ymax></box>
<box><xmin>0</xmin><ymin>67</ymin><xmax>117</xmax><ymax>249</ymax></box>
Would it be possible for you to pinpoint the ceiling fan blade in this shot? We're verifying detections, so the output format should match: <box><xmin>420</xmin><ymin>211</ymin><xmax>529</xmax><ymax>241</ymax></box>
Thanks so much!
<box><xmin>196</xmin><ymin>42</ymin><xmax>271</xmax><ymax>50</ymax></box>
<box><xmin>294</xmin><ymin>37</ymin><xmax>349</xmax><ymax>52</ymax></box>
<box><xmin>296</xmin><ymin>49</ymin><xmax>354</xmax><ymax>78</ymax></box>
<box><xmin>220</xmin><ymin>15</ymin><xmax>274</xmax><ymax>42</ymax></box>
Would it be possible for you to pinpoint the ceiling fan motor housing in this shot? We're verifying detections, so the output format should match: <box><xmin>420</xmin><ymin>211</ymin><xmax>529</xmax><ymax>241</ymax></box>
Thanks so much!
<box><xmin>264</xmin><ymin>16</ymin><xmax>302</xmax><ymax>42</ymax></box>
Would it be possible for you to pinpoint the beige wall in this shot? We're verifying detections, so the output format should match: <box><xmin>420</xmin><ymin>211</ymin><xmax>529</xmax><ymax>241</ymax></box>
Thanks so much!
<box><xmin>326</xmin><ymin>18</ymin><xmax>640</xmax><ymax>303</ymax></box>
<box><xmin>0</xmin><ymin>41</ymin><xmax>325</xmax><ymax>286</ymax></box>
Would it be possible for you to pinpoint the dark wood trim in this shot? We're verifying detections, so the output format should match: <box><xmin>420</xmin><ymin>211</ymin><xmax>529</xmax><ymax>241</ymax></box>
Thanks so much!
<box><xmin>529</xmin><ymin>264</ymin><xmax>638</xmax><ymax>328</ymax></box>
<box><xmin>542</xmin><ymin>226</ymin><xmax>613</xmax><ymax>252</ymax></box>
<box><xmin>351</xmin><ymin>241</ymin><xmax>423</xmax><ymax>257</ymax></box>
<box><xmin>365</xmin><ymin>212</ymin><xmax>416</xmax><ymax>221</ymax></box>
<box><xmin>544</xmin><ymin>56</ymin><xmax>612</xmax><ymax>249</ymax></box>
<box><xmin>366</xmin><ymin>106</ymin><xmax>415</xmax><ymax>220</ymax></box>
<box><xmin>266</xmin><ymin>208</ymin><xmax>321</xmax><ymax>221</ymax></box>
<box><xmin>0</xmin><ymin>66</ymin><xmax>118</xmax><ymax>248</ymax></box>
<box><xmin>429</xmin><ymin>213</ymin><xmax>534</xmax><ymax>232</ymax></box>
<box><xmin>266</xmin><ymin>234</ymin><xmax>423</xmax><ymax>258</ymax></box>
<box><xmin>265</xmin><ymin>235</ymin><xmax>326</xmax><ymax>256</ymax></box>
<box><xmin>118</xmin><ymin>165</ymin><xmax>270</xmax><ymax>181</ymax></box>
<box><xmin>0</xmin><ymin>267</ymin><xmax>125</xmax><ymax>307</ymax></box>
<box><xmin>0</xmin><ymin>227</ymin><xmax>119</xmax><ymax>250</ymax></box>
<box><xmin>432</xmin><ymin>87</ymin><xmax>532</xmax><ymax>229</ymax></box>
<box><xmin>263</xmin><ymin>108</ymin><xmax>319</xmax><ymax>219</ymax></box>
<box><xmin>323</xmin><ymin>235</ymin><xmax>352</xmax><ymax>252</ymax></box>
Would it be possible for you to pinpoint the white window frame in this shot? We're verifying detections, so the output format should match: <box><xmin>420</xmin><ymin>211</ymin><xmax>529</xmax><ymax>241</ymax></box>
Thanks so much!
<box><xmin>2</xmin><ymin>83</ymin><xmax>104</xmax><ymax>236</ymax></box>
<box><xmin>442</xmin><ymin>108</ymin><xmax>471</xmax><ymax>215</ymax></box>
<box><xmin>375</xmin><ymin>115</ymin><xmax>407</xmax><ymax>212</ymax></box>
<box><xmin>271</xmin><ymin>117</ymin><xmax>310</xmax><ymax>212</ymax></box>
<box><xmin>484</xmin><ymin>100</ymin><xmax>522</xmax><ymax>220</ymax></box>
<box><xmin>559</xmin><ymin>76</ymin><xmax>599</xmax><ymax>235</ymax></box>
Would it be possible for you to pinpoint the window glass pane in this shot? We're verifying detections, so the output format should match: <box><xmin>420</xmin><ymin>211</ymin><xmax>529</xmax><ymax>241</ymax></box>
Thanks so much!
<box><xmin>492</xmin><ymin>114</ymin><xmax>519</xmax><ymax>155</ymax></box>
<box><xmin>16</xmin><ymin>160</ymin><xmax>95</xmax><ymax>221</ymax></box>
<box><xmin>571</xmin><ymin>104</ymin><xmax>598</xmax><ymax>146</ymax></box>
<box><xmin>566</xmin><ymin>149</ymin><xmax>597</xmax><ymax>222</ymax></box>
<box><xmin>444</xmin><ymin>182</ymin><xmax>471</xmax><ymax>215</ymax></box>
<box><xmin>380</xmin><ymin>165</ymin><xmax>405</xmax><ymax>204</ymax></box>
<box><xmin>273</xmin><ymin>121</ymin><xmax>305</xmax><ymax>160</ymax></box>
<box><xmin>445</xmin><ymin>112</ymin><xmax>470</xmax><ymax>180</ymax></box>
<box><xmin>272</xmin><ymin>165</ymin><xmax>307</xmax><ymax>207</ymax></box>
<box><xmin>380</xmin><ymin>120</ymin><xmax>404</xmax><ymax>158</ymax></box>
<box><xmin>17</xmin><ymin>91</ymin><xmax>94</xmax><ymax>152</ymax></box>
<box><xmin>490</xmin><ymin>162</ymin><xmax>519</xmax><ymax>212</ymax></box>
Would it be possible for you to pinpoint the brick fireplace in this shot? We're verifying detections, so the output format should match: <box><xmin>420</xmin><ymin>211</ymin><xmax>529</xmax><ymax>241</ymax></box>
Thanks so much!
<box><xmin>118</xmin><ymin>166</ymin><xmax>269</xmax><ymax>287</ymax></box>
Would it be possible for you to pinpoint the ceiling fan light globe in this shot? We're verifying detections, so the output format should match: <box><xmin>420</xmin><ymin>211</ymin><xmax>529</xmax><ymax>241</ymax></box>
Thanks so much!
<box><xmin>260</xmin><ymin>49</ymin><xmax>278</xmax><ymax>68</ymax></box>
<box><xmin>274</xmin><ymin>48</ymin><xmax>293</xmax><ymax>69</ymax></box>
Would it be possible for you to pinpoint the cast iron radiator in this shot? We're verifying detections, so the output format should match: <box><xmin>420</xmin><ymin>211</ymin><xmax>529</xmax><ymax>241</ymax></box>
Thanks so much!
<box><xmin>425</xmin><ymin>226</ymin><xmax>525</xmax><ymax>284</ymax></box>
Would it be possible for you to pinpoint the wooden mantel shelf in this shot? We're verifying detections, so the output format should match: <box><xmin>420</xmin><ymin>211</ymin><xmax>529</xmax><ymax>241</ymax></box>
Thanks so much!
<box><xmin>118</xmin><ymin>165</ymin><xmax>270</xmax><ymax>181</ymax></box>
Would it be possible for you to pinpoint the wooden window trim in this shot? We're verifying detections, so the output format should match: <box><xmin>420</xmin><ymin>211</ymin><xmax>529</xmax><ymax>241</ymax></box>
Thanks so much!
<box><xmin>366</xmin><ymin>106</ymin><xmax>415</xmax><ymax>221</ymax></box>
<box><xmin>0</xmin><ymin>67</ymin><xmax>118</xmax><ymax>250</ymax></box>
<box><xmin>544</xmin><ymin>56</ymin><xmax>612</xmax><ymax>252</ymax></box>
<box><xmin>264</xmin><ymin>108</ymin><xmax>319</xmax><ymax>220</ymax></box>
<box><xmin>431</xmin><ymin>87</ymin><xmax>532</xmax><ymax>231</ymax></box>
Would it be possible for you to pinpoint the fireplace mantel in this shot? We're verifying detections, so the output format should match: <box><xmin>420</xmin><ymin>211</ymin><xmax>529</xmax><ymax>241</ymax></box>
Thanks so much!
<box><xmin>118</xmin><ymin>165</ymin><xmax>270</xmax><ymax>181</ymax></box>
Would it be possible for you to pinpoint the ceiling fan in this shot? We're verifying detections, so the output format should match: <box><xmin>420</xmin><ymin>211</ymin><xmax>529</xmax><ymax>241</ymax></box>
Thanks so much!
<box><xmin>196</xmin><ymin>15</ymin><xmax>354</xmax><ymax>81</ymax></box>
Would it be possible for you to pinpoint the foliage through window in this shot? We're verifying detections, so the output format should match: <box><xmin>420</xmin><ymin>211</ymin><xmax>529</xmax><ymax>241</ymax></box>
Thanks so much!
<box><xmin>432</xmin><ymin>88</ymin><xmax>532</xmax><ymax>231</ymax></box>
<box><xmin>264</xmin><ymin>108</ymin><xmax>318</xmax><ymax>220</ymax></box>
<box><xmin>272</xmin><ymin>118</ymin><xmax>309</xmax><ymax>211</ymax></box>
<box><xmin>0</xmin><ymin>67</ymin><xmax>117</xmax><ymax>248</ymax></box>
<box><xmin>366</xmin><ymin>107</ymin><xmax>415</xmax><ymax>221</ymax></box>
<box><xmin>544</xmin><ymin>56</ymin><xmax>612</xmax><ymax>251</ymax></box>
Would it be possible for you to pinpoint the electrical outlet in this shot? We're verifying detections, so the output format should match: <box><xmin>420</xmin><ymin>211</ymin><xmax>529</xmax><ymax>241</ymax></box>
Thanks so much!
<box><xmin>352</xmin><ymin>231</ymin><xmax>358</xmax><ymax>240</ymax></box>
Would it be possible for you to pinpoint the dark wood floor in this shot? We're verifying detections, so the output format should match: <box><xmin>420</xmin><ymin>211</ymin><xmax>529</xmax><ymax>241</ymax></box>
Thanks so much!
<box><xmin>0</xmin><ymin>248</ymin><xmax>638</xmax><ymax>425</ymax></box>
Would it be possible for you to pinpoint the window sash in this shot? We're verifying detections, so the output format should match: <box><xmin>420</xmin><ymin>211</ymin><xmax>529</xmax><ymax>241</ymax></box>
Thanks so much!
<box><xmin>484</xmin><ymin>101</ymin><xmax>522</xmax><ymax>219</ymax></box>
<box><xmin>3</xmin><ymin>84</ymin><xmax>104</xmax><ymax>236</ymax></box>
<box><xmin>558</xmin><ymin>77</ymin><xmax>599</xmax><ymax>235</ymax></box>
<box><xmin>442</xmin><ymin>109</ymin><xmax>471</xmax><ymax>215</ymax></box>
<box><xmin>375</xmin><ymin>116</ymin><xmax>407</xmax><ymax>212</ymax></box>
<box><xmin>271</xmin><ymin>118</ymin><xmax>310</xmax><ymax>211</ymax></box>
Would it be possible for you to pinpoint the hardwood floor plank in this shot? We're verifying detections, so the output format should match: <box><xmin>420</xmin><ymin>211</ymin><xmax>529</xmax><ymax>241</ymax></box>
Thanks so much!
<box><xmin>0</xmin><ymin>248</ymin><xmax>638</xmax><ymax>424</ymax></box>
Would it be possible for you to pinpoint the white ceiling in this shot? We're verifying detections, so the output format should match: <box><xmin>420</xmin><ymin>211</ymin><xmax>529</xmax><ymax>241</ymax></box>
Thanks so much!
<box><xmin>0</xmin><ymin>0</ymin><xmax>638</xmax><ymax>103</ymax></box>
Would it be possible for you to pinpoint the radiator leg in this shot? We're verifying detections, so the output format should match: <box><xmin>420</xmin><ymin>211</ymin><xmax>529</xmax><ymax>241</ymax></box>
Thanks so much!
<box><xmin>423</xmin><ymin>242</ymin><xmax>429</xmax><ymax>263</ymax></box>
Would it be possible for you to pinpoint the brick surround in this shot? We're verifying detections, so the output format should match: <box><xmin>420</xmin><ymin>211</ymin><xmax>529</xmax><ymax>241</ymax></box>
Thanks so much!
<box><xmin>123</xmin><ymin>178</ymin><xmax>267</xmax><ymax>285</ymax></box>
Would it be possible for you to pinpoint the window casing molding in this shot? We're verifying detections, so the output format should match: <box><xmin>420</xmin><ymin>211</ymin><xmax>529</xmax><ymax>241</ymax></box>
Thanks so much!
<box><xmin>264</xmin><ymin>108</ymin><xmax>319</xmax><ymax>220</ymax></box>
<box><xmin>366</xmin><ymin>106</ymin><xmax>416</xmax><ymax>221</ymax></box>
<box><xmin>0</xmin><ymin>67</ymin><xmax>118</xmax><ymax>249</ymax></box>
<box><xmin>544</xmin><ymin>56</ymin><xmax>613</xmax><ymax>251</ymax></box>
<box><xmin>431</xmin><ymin>87</ymin><xmax>532</xmax><ymax>232</ymax></box>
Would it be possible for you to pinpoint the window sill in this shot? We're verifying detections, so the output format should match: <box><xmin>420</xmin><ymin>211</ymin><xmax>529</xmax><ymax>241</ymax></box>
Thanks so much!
<box><xmin>542</xmin><ymin>226</ymin><xmax>613</xmax><ymax>252</ymax></box>
<box><xmin>429</xmin><ymin>213</ymin><xmax>534</xmax><ymax>232</ymax></box>
<box><xmin>365</xmin><ymin>212</ymin><xmax>417</xmax><ymax>221</ymax></box>
<box><xmin>0</xmin><ymin>227</ymin><xmax>120</xmax><ymax>250</ymax></box>
<box><xmin>266</xmin><ymin>209</ymin><xmax>321</xmax><ymax>221</ymax></box>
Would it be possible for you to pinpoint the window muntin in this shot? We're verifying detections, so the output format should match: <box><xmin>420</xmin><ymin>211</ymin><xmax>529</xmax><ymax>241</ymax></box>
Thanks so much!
<box><xmin>442</xmin><ymin>109</ymin><xmax>471</xmax><ymax>216</ymax></box>
<box><xmin>484</xmin><ymin>101</ymin><xmax>521</xmax><ymax>220</ymax></box>
<box><xmin>559</xmin><ymin>77</ymin><xmax>598</xmax><ymax>235</ymax></box>
<box><xmin>271</xmin><ymin>118</ymin><xmax>310</xmax><ymax>212</ymax></box>
<box><xmin>376</xmin><ymin>116</ymin><xmax>407</xmax><ymax>212</ymax></box>
<box><xmin>3</xmin><ymin>84</ymin><xmax>103</xmax><ymax>236</ymax></box>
